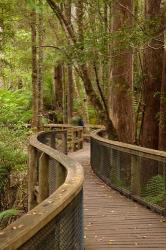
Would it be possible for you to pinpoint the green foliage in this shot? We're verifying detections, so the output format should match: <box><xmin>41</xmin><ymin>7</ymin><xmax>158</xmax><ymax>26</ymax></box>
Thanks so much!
<box><xmin>88</xmin><ymin>107</ymin><xmax>98</xmax><ymax>124</ymax></box>
<box><xmin>0</xmin><ymin>126</ymin><xmax>28</xmax><ymax>217</ymax></box>
<box><xmin>0</xmin><ymin>126</ymin><xmax>27</xmax><ymax>189</ymax></box>
<box><xmin>0</xmin><ymin>209</ymin><xmax>18</xmax><ymax>221</ymax></box>
<box><xmin>0</xmin><ymin>208</ymin><xmax>19</xmax><ymax>229</ymax></box>
<box><xmin>142</xmin><ymin>175</ymin><xmax>166</xmax><ymax>205</ymax></box>
<box><xmin>0</xmin><ymin>89</ymin><xmax>28</xmax><ymax>209</ymax></box>
<box><xmin>0</xmin><ymin>89</ymin><xmax>32</xmax><ymax>126</ymax></box>
<box><xmin>0</xmin><ymin>140</ymin><xmax>27</xmax><ymax>170</ymax></box>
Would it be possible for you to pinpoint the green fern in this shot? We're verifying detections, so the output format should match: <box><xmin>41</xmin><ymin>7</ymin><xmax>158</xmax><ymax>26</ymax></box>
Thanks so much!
<box><xmin>142</xmin><ymin>175</ymin><xmax>165</xmax><ymax>205</ymax></box>
<box><xmin>0</xmin><ymin>209</ymin><xmax>18</xmax><ymax>229</ymax></box>
<box><xmin>0</xmin><ymin>209</ymin><xmax>18</xmax><ymax>221</ymax></box>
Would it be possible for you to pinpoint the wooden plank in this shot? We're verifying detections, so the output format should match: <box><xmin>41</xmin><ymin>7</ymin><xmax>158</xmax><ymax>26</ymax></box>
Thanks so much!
<box><xmin>70</xmin><ymin>144</ymin><xmax>166</xmax><ymax>250</ymax></box>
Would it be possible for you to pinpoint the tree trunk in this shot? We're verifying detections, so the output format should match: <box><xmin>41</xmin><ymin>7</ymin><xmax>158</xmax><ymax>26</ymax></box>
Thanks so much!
<box><xmin>140</xmin><ymin>0</ymin><xmax>164</xmax><ymax>187</ymax></box>
<box><xmin>109</xmin><ymin>0</ymin><xmax>135</xmax><ymax>143</ymax></box>
<box><xmin>37</xmin><ymin>0</ymin><xmax>44</xmax><ymax>130</ymax></box>
<box><xmin>31</xmin><ymin>1</ymin><xmax>44</xmax><ymax>132</ymax></box>
<box><xmin>140</xmin><ymin>0</ymin><xmax>163</xmax><ymax>149</ymax></box>
<box><xmin>63</xmin><ymin>64</ymin><xmax>68</xmax><ymax>123</ymax></box>
<box><xmin>53</xmin><ymin>64</ymin><xmax>63</xmax><ymax>112</ymax></box>
<box><xmin>159</xmin><ymin>2</ymin><xmax>166</xmax><ymax>151</ymax></box>
<box><xmin>67</xmin><ymin>65</ymin><xmax>73</xmax><ymax>123</ymax></box>
<box><xmin>64</xmin><ymin>0</ymin><xmax>73</xmax><ymax>123</ymax></box>
<box><xmin>31</xmin><ymin>4</ymin><xmax>38</xmax><ymax>132</ymax></box>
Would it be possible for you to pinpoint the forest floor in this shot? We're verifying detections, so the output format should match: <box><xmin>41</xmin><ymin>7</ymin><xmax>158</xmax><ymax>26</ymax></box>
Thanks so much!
<box><xmin>70</xmin><ymin>144</ymin><xmax>166</xmax><ymax>250</ymax></box>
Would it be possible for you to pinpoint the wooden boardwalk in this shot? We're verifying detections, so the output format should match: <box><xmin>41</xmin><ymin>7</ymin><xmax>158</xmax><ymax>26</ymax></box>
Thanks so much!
<box><xmin>70</xmin><ymin>143</ymin><xmax>166</xmax><ymax>250</ymax></box>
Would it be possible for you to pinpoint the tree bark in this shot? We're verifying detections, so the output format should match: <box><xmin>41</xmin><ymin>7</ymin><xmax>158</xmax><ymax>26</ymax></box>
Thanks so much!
<box><xmin>159</xmin><ymin>2</ymin><xmax>166</xmax><ymax>151</ymax></box>
<box><xmin>140</xmin><ymin>0</ymin><xmax>163</xmax><ymax>149</ymax></box>
<box><xmin>31</xmin><ymin>4</ymin><xmax>38</xmax><ymax>132</ymax></box>
<box><xmin>109</xmin><ymin>0</ymin><xmax>135</xmax><ymax>143</ymax></box>
<box><xmin>64</xmin><ymin>0</ymin><xmax>73</xmax><ymax>123</ymax></box>
<box><xmin>140</xmin><ymin>0</ymin><xmax>164</xmax><ymax>187</ymax></box>
<box><xmin>37</xmin><ymin>0</ymin><xmax>44</xmax><ymax>130</ymax></box>
<box><xmin>159</xmin><ymin>47</ymin><xmax>166</xmax><ymax>151</ymax></box>
<box><xmin>31</xmin><ymin>1</ymin><xmax>44</xmax><ymax>132</ymax></box>
<box><xmin>67</xmin><ymin>65</ymin><xmax>73</xmax><ymax>123</ymax></box>
<box><xmin>53</xmin><ymin>64</ymin><xmax>63</xmax><ymax>112</ymax></box>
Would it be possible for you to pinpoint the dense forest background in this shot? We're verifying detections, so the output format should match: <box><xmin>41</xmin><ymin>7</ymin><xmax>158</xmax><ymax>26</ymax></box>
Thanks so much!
<box><xmin>0</xmin><ymin>0</ymin><xmax>166</xmax><ymax>227</ymax></box>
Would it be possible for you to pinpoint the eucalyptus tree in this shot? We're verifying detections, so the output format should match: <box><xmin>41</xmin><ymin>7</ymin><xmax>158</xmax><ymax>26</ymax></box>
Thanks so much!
<box><xmin>159</xmin><ymin>1</ymin><xmax>166</xmax><ymax>151</ymax></box>
<box><xmin>64</xmin><ymin>0</ymin><xmax>73</xmax><ymax>123</ymax></box>
<box><xmin>109</xmin><ymin>0</ymin><xmax>135</xmax><ymax>143</ymax></box>
<box><xmin>31</xmin><ymin>0</ymin><xmax>44</xmax><ymax>131</ymax></box>
<box><xmin>140</xmin><ymin>0</ymin><xmax>164</xmax><ymax>149</ymax></box>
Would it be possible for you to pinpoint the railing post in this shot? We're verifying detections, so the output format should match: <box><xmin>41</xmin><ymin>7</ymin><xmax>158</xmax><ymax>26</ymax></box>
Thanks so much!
<box><xmin>71</xmin><ymin>128</ymin><xmax>75</xmax><ymax>152</ymax></box>
<box><xmin>110</xmin><ymin>149</ymin><xmax>120</xmax><ymax>184</ymax></box>
<box><xmin>131</xmin><ymin>155</ymin><xmax>141</xmax><ymax>196</ymax></box>
<box><xmin>75</xmin><ymin>130</ymin><xmax>78</xmax><ymax>151</ymax></box>
<box><xmin>39</xmin><ymin>153</ymin><xmax>49</xmax><ymax>203</ymax></box>
<box><xmin>62</xmin><ymin>131</ymin><xmax>68</xmax><ymax>154</ymax></box>
<box><xmin>28</xmin><ymin>145</ymin><xmax>38</xmax><ymax>211</ymax></box>
<box><xmin>50</xmin><ymin>132</ymin><xmax>56</xmax><ymax>149</ymax></box>
<box><xmin>79</xmin><ymin>129</ymin><xmax>83</xmax><ymax>149</ymax></box>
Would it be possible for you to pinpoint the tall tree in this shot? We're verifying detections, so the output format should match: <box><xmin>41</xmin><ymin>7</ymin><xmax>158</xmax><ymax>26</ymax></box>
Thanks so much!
<box><xmin>64</xmin><ymin>0</ymin><xmax>73</xmax><ymax>123</ymax></box>
<box><xmin>140</xmin><ymin>0</ymin><xmax>163</xmax><ymax>149</ymax></box>
<box><xmin>38</xmin><ymin>0</ymin><xmax>44</xmax><ymax>130</ymax></box>
<box><xmin>53</xmin><ymin>64</ymin><xmax>63</xmax><ymax>113</ymax></box>
<box><xmin>109</xmin><ymin>0</ymin><xmax>135</xmax><ymax>143</ymax></box>
<box><xmin>159</xmin><ymin>1</ymin><xmax>166</xmax><ymax>151</ymax></box>
<box><xmin>31</xmin><ymin>1</ymin><xmax>44</xmax><ymax>131</ymax></box>
<box><xmin>31</xmin><ymin>3</ymin><xmax>38</xmax><ymax>131</ymax></box>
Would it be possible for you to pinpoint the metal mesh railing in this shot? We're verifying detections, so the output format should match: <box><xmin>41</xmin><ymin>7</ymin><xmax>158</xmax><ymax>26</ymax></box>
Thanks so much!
<box><xmin>0</xmin><ymin>130</ymin><xmax>84</xmax><ymax>250</ymax></box>
<box><xmin>18</xmin><ymin>191</ymin><xmax>83</xmax><ymax>250</ymax></box>
<box><xmin>91</xmin><ymin>131</ymin><xmax>166</xmax><ymax>215</ymax></box>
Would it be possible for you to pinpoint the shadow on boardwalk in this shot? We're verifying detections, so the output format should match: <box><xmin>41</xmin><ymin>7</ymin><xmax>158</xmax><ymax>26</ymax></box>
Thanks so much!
<box><xmin>70</xmin><ymin>143</ymin><xmax>166</xmax><ymax>250</ymax></box>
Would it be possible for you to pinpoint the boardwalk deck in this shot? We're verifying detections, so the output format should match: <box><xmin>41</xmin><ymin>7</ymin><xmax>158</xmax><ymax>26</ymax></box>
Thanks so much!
<box><xmin>70</xmin><ymin>143</ymin><xmax>166</xmax><ymax>250</ymax></box>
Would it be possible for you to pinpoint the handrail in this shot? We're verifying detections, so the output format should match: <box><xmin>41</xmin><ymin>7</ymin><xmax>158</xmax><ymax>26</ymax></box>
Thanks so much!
<box><xmin>44</xmin><ymin>124</ymin><xmax>84</xmax><ymax>152</ymax></box>
<box><xmin>26</xmin><ymin>123</ymin><xmax>104</xmax><ymax>148</ymax></box>
<box><xmin>44</xmin><ymin>123</ymin><xmax>104</xmax><ymax>143</ymax></box>
<box><xmin>91</xmin><ymin>130</ymin><xmax>166</xmax><ymax>215</ymax></box>
<box><xmin>0</xmin><ymin>131</ymin><xmax>84</xmax><ymax>250</ymax></box>
<box><xmin>92</xmin><ymin>130</ymin><xmax>166</xmax><ymax>162</ymax></box>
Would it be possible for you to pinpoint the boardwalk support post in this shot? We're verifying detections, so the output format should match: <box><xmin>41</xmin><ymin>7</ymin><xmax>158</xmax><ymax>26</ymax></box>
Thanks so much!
<box><xmin>131</xmin><ymin>155</ymin><xmax>141</xmax><ymax>196</ymax></box>
<box><xmin>28</xmin><ymin>145</ymin><xmax>38</xmax><ymax>211</ymax></box>
<box><xmin>62</xmin><ymin>130</ymin><xmax>68</xmax><ymax>154</ymax></box>
<box><xmin>50</xmin><ymin>132</ymin><xmax>56</xmax><ymax>149</ymax></box>
<box><xmin>39</xmin><ymin>153</ymin><xmax>49</xmax><ymax>203</ymax></box>
<box><xmin>56</xmin><ymin>163</ymin><xmax>66</xmax><ymax>189</ymax></box>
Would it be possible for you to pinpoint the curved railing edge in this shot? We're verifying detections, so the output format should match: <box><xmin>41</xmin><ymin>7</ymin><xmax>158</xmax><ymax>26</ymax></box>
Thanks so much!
<box><xmin>91</xmin><ymin>129</ymin><xmax>166</xmax><ymax>162</ymax></box>
<box><xmin>0</xmin><ymin>132</ymin><xmax>84</xmax><ymax>250</ymax></box>
<box><xmin>91</xmin><ymin>129</ymin><xmax>166</xmax><ymax>215</ymax></box>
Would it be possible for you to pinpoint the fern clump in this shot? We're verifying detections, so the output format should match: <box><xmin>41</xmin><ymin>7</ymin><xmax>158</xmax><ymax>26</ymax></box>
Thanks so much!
<box><xmin>142</xmin><ymin>175</ymin><xmax>165</xmax><ymax>205</ymax></box>
<box><xmin>0</xmin><ymin>209</ymin><xmax>19</xmax><ymax>229</ymax></box>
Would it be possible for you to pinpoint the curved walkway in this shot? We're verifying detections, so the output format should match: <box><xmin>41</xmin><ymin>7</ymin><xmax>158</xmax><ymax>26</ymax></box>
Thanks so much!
<box><xmin>70</xmin><ymin>143</ymin><xmax>166</xmax><ymax>250</ymax></box>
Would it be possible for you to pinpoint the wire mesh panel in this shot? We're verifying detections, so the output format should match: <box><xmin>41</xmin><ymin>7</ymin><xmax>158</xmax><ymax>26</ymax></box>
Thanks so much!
<box><xmin>18</xmin><ymin>191</ymin><xmax>83</xmax><ymax>250</ymax></box>
<box><xmin>91</xmin><ymin>136</ymin><xmax>166</xmax><ymax>215</ymax></box>
<box><xmin>48</xmin><ymin>158</ymin><xmax>57</xmax><ymax>194</ymax></box>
